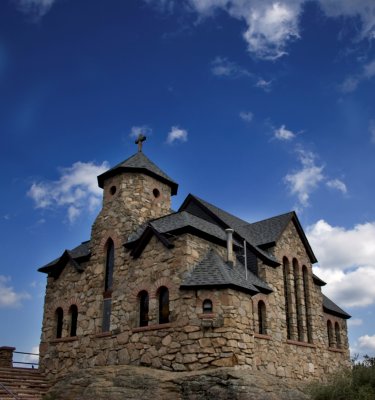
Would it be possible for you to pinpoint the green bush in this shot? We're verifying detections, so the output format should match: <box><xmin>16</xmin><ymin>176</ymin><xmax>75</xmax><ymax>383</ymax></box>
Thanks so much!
<box><xmin>308</xmin><ymin>356</ymin><xmax>375</xmax><ymax>400</ymax></box>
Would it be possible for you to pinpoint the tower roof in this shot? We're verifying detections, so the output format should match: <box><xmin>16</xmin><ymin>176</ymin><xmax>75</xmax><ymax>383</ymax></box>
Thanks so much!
<box><xmin>97</xmin><ymin>151</ymin><xmax>178</xmax><ymax>195</ymax></box>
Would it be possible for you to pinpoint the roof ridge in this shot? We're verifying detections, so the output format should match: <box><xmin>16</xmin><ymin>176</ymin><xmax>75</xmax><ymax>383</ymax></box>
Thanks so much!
<box><xmin>249</xmin><ymin>211</ymin><xmax>295</xmax><ymax>226</ymax></box>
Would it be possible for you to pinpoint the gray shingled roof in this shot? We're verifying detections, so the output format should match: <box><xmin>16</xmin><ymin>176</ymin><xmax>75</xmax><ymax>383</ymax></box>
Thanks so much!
<box><xmin>127</xmin><ymin>211</ymin><xmax>241</xmax><ymax>247</ymax></box>
<box><xmin>97</xmin><ymin>152</ymin><xmax>178</xmax><ymax>194</ymax></box>
<box><xmin>38</xmin><ymin>241</ymin><xmax>91</xmax><ymax>273</ymax></box>
<box><xmin>181</xmin><ymin>249</ymin><xmax>272</xmax><ymax>294</ymax></box>
<box><xmin>181</xmin><ymin>194</ymin><xmax>317</xmax><ymax>264</ymax></box>
<box><xmin>180</xmin><ymin>195</ymin><xmax>279</xmax><ymax>265</ymax></box>
<box><xmin>323</xmin><ymin>294</ymin><xmax>351</xmax><ymax>319</ymax></box>
<box><xmin>244</xmin><ymin>213</ymin><xmax>294</xmax><ymax>246</ymax></box>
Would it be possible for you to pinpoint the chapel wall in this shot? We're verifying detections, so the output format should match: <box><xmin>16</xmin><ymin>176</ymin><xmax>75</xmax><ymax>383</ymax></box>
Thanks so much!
<box><xmin>253</xmin><ymin>220</ymin><xmax>350</xmax><ymax>380</ymax></box>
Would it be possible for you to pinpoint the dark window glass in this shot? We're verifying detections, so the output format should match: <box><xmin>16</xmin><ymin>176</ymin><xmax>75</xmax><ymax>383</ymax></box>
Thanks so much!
<box><xmin>327</xmin><ymin>320</ymin><xmax>334</xmax><ymax>347</ymax></box>
<box><xmin>139</xmin><ymin>291</ymin><xmax>149</xmax><ymax>327</ymax></box>
<box><xmin>158</xmin><ymin>287</ymin><xmax>169</xmax><ymax>324</ymax></box>
<box><xmin>335</xmin><ymin>322</ymin><xmax>341</xmax><ymax>349</ymax></box>
<box><xmin>283</xmin><ymin>257</ymin><xmax>292</xmax><ymax>340</ymax></box>
<box><xmin>69</xmin><ymin>305</ymin><xmax>78</xmax><ymax>337</ymax></box>
<box><xmin>303</xmin><ymin>266</ymin><xmax>313</xmax><ymax>343</ymax></box>
<box><xmin>102</xmin><ymin>298</ymin><xmax>112</xmax><ymax>332</ymax></box>
<box><xmin>258</xmin><ymin>301</ymin><xmax>267</xmax><ymax>334</ymax></box>
<box><xmin>202</xmin><ymin>299</ymin><xmax>213</xmax><ymax>314</ymax></box>
<box><xmin>56</xmin><ymin>307</ymin><xmax>63</xmax><ymax>339</ymax></box>
<box><xmin>293</xmin><ymin>259</ymin><xmax>303</xmax><ymax>342</ymax></box>
<box><xmin>105</xmin><ymin>239</ymin><xmax>114</xmax><ymax>292</ymax></box>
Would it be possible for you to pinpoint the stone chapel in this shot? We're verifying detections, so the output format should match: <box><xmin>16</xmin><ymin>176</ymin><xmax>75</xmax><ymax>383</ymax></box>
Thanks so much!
<box><xmin>38</xmin><ymin>138</ymin><xmax>351</xmax><ymax>381</ymax></box>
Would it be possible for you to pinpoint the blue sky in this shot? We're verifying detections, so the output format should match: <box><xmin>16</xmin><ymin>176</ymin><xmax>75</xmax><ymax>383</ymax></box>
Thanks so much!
<box><xmin>1</xmin><ymin>0</ymin><xmax>375</xmax><ymax>361</ymax></box>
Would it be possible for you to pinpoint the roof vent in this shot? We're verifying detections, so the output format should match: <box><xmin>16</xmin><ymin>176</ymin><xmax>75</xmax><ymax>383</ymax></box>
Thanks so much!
<box><xmin>225</xmin><ymin>228</ymin><xmax>234</xmax><ymax>266</ymax></box>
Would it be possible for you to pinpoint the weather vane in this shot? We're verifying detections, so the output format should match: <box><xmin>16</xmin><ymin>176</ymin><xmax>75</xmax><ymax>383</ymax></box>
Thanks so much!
<box><xmin>135</xmin><ymin>133</ymin><xmax>146</xmax><ymax>152</ymax></box>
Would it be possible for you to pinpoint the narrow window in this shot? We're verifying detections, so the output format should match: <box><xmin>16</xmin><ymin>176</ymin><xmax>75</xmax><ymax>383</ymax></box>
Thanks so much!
<box><xmin>139</xmin><ymin>291</ymin><xmax>149</xmax><ymax>327</ymax></box>
<box><xmin>202</xmin><ymin>299</ymin><xmax>213</xmax><ymax>314</ymax></box>
<box><xmin>158</xmin><ymin>287</ymin><xmax>169</xmax><ymax>324</ymax></box>
<box><xmin>55</xmin><ymin>307</ymin><xmax>63</xmax><ymax>339</ymax></box>
<box><xmin>327</xmin><ymin>320</ymin><xmax>334</xmax><ymax>347</ymax></box>
<box><xmin>303</xmin><ymin>266</ymin><xmax>313</xmax><ymax>343</ymax></box>
<box><xmin>69</xmin><ymin>305</ymin><xmax>78</xmax><ymax>337</ymax></box>
<box><xmin>104</xmin><ymin>239</ymin><xmax>115</xmax><ymax>292</ymax></box>
<box><xmin>102</xmin><ymin>298</ymin><xmax>112</xmax><ymax>332</ymax></box>
<box><xmin>293</xmin><ymin>259</ymin><xmax>303</xmax><ymax>342</ymax></box>
<box><xmin>102</xmin><ymin>238</ymin><xmax>114</xmax><ymax>332</ymax></box>
<box><xmin>335</xmin><ymin>322</ymin><xmax>341</xmax><ymax>349</ymax></box>
<box><xmin>283</xmin><ymin>257</ymin><xmax>292</xmax><ymax>339</ymax></box>
<box><xmin>258</xmin><ymin>300</ymin><xmax>267</xmax><ymax>335</ymax></box>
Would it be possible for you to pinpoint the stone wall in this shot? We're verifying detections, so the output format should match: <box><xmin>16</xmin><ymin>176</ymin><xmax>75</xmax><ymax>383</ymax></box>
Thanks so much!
<box><xmin>39</xmin><ymin>169</ymin><xmax>350</xmax><ymax>383</ymax></box>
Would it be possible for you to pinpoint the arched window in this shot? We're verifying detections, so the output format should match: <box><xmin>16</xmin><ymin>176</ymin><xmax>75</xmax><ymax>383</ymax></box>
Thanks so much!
<box><xmin>202</xmin><ymin>299</ymin><xmax>213</xmax><ymax>314</ymax></box>
<box><xmin>158</xmin><ymin>287</ymin><xmax>169</xmax><ymax>324</ymax></box>
<box><xmin>258</xmin><ymin>300</ymin><xmax>267</xmax><ymax>335</ymax></box>
<box><xmin>293</xmin><ymin>258</ymin><xmax>303</xmax><ymax>342</ymax></box>
<box><xmin>69</xmin><ymin>305</ymin><xmax>78</xmax><ymax>337</ymax></box>
<box><xmin>327</xmin><ymin>320</ymin><xmax>334</xmax><ymax>347</ymax></box>
<box><xmin>55</xmin><ymin>307</ymin><xmax>63</xmax><ymax>339</ymax></box>
<box><xmin>283</xmin><ymin>257</ymin><xmax>292</xmax><ymax>340</ymax></box>
<box><xmin>303</xmin><ymin>266</ymin><xmax>313</xmax><ymax>343</ymax></box>
<box><xmin>102</xmin><ymin>238</ymin><xmax>114</xmax><ymax>332</ymax></box>
<box><xmin>335</xmin><ymin>322</ymin><xmax>341</xmax><ymax>349</ymax></box>
<box><xmin>104</xmin><ymin>238</ymin><xmax>115</xmax><ymax>292</ymax></box>
<box><xmin>139</xmin><ymin>291</ymin><xmax>149</xmax><ymax>327</ymax></box>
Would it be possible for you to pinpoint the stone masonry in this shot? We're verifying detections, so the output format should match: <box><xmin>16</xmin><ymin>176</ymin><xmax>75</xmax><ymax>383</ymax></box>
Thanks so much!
<box><xmin>38</xmin><ymin>147</ymin><xmax>351</xmax><ymax>384</ymax></box>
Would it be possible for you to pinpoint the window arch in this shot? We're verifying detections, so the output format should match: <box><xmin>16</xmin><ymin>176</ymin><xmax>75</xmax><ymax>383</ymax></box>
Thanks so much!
<box><xmin>158</xmin><ymin>286</ymin><xmax>169</xmax><ymax>324</ymax></box>
<box><xmin>302</xmin><ymin>266</ymin><xmax>313</xmax><ymax>343</ymax></box>
<box><xmin>104</xmin><ymin>238</ymin><xmax>115</xmax><ymax>292</ymax></box>
<box><xmin>139</xmin><ymin>291</ymin><xmax>149</xmax><ymax>327</ymax></box>
<box><xmin>283</xmin><ymin>257</ymin><xmax>292</xmax><ymax>340</ymax></box>
<box><xmin>293</xmin><ymin>258</ymin><xmax>303</xmax><ymax>342</ymax></box>
<box><xmin>202</xmin><ymin>299</ymin><xmax>213</xmax><ymax>314</ymax></box>
<box><xmin>258</xmin><ymin>300</ymin><xmax>267</xmax><ymax>335</ymax></box>
<box><xmin>55</xmin><ymin>307</ymin><xmax>63</xmax><ymax>339</ymax></box>
<box><xmin>69</xmin><ymin>305</ymin><xmax>78</xmax><ymax>337</ymax></box>
<box><xmin>335</xmin><ymin>322</ymin><xmax>341</xmax><ymax>349</ymax></box>
<box><xmin>102</xmin><ymin>238</ymin><xmax>114</xmax><ymax>332</ymax></box>
<box><xmin>327</xmin><ymin>320</ymin><xmax>334</xmax><ymax>347</ymax></box>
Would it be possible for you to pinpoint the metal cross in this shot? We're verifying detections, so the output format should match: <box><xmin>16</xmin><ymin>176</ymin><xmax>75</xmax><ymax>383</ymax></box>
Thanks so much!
<box><xmin>135</xmin><ymin>134</ymin><xmax>146</xmax><ymax>152</ymax></box>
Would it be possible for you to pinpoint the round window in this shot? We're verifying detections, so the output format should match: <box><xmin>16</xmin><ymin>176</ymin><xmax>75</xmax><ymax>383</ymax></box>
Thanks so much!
<box><xmin>110</xmin><ymin>186</ymin><xmax>117</xmax><ymax>195</ymax></box>
<box><xmin>153</xmin><ymin>188</ymin><xmax>160</xmax><ymax>198</ymax></box>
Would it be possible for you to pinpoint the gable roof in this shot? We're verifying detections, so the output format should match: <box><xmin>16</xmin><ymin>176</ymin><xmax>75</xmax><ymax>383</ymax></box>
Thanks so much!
<box><xmin>180</xmin><ymin>249</ymin><xmax>272</xmax><ymax>295</ymax></box>
<box><xmin>97</xmin><ymin>151</ymin><xmax>178</xmax><ymax>195</ymax></box>
<box><xmin>179</xmin><ymin>194</ymin><xmax>317</xmax><ymax>264</ymax></box>
<box><xmin>322</xmin><ymin>294</ymin><xmax>351</xmax><ymax>319</ymax></box>
<box><xmin>38</xmin><ymin>241</ymin><xmax>91</xmax><ymax>276</ymax></box>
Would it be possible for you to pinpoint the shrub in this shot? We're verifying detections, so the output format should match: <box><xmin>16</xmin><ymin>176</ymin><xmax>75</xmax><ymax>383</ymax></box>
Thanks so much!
<box><xmin>308</xmin><ymin>356</ymin><xmax>375</xmax><ymax>400</ymax></box>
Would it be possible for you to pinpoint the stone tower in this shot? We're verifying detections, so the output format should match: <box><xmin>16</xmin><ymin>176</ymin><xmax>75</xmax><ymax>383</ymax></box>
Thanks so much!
<box><xmin>91</xmin><ymin>145</ymin><xmax>178</xmax><ymax>247</ymax></box>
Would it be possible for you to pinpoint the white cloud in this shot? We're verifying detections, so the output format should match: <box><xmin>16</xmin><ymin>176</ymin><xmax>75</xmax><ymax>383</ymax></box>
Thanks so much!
<box><xmin>369</xmin><ymin>120</ymin><xmax>375</xmax><ymax>144</ymax></box>
<box><xmin>129</xmin><ymin>125</ymin><xmax>153</xmax><ymax>139</ymax></box>
<box><xmin>239</xmin><ymin>111</ymin><xmax>254</xmax><ymax>122</ymax></box>
<box><xmin>21</xmin><ymin>345</ymin><xmax>39</xmax><ymax>365</ymax></box>
<box><xmin>326</xmin><ymin>178</ymin><xmax>347</xmax><ymax>194</ymax></box>
<box><xmin>255</xmin><ymin>78</ymin><xmax>272</xmax><ymax>91</ymax></box>
<box><xmin>166</xmin><ymin>126</ymin><xmax>188</xmax><ymax>144</ymax></box>
<box><xmin>308</xmin><ymin>220</ymin><xmax>375</xmax><ymax>307</ymax></box>
<box><xmin>13</xmin><ymin>0</ymin><xmax>56</xmax><ymax>19</ymax></box>
<box><xmin>348</xmin><ymin>318</ymin><xmax>363</xmax><ymax>327</ymax></box>
<box><xmin>284</xmin><ymin>149</ymin><xmax>324</xmax><ymax>207</ymax></box>
<box><xmin>211</xmin><ymin>57</ymin><xmax>252</xmax><ymax>78</ymax></box>
<box><xmin>357</xmin><ymin>335</ymin><xmax>375</xmax><ymax>355</ymax></box>
<box><xmin>27</xmin><ymin>161</ymin><xmax>109</xmax><ymax>223</ymax></box>
<box><xmin>0</xmin><ymin>276</ymin><xmax>31</xmax><ymax>308</ymax></box>
<box><xmin>274</xmin><ymin>124</ymin><xmax>295</xmax><ymax>141</ymax></box>
<box><xmin>339</xmin><ymin>59</ymin><xmax>375</xmax><ymax>93</ymax></box>
<box><xmin>147</xmin><ymin>1</ymin><xmax>375</xmax><ymax>60</ymax></box>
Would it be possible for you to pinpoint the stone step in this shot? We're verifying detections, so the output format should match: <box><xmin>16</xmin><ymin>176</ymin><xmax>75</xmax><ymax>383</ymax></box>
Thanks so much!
<box><xmin>0</xmin><ymin>367</ymin><xmax>51</xmax><ymax>399</ymax></box>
